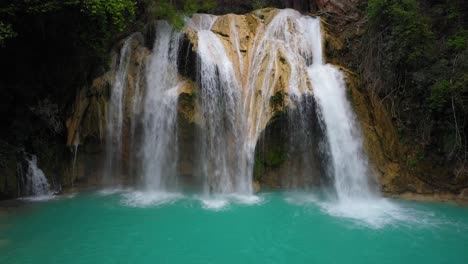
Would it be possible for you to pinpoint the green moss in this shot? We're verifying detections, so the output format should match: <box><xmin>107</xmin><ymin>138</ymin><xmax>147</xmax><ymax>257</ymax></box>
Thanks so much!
<box><xmin>269</xmin><ymin>92</ymin><xmax>283</xmax><ymax>111</ymax></box>
<box><xmin>253</xmin><ymin>156</ymin><xmax>265</xmax><ymax>181</ymax></box>
<box><xmin>405</xmin><ymin>150</ymin><xmax>424</xmax><ymax>169</ymax></box>
<box><xmin>177</xmin><ymin>91</ymin><xmax>196</xmax><ymax>123</ymax></box>
<box><xmin>253</xmin><ymin>144</ymin><xmax>286</xmax><ymax>181</ymax></box>
<box><xmin>264</xmin><ymin>147</ymin><xmax>286</xmax><ymax>167</ymax></box>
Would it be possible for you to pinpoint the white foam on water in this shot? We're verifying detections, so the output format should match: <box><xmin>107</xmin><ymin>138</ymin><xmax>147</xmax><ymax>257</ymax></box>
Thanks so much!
<box><xmin>199</xmin><ymin>193</ymin><xmax>263</xmax><ymax>211</ymax></box>
<box><xmin>201</xmin><ymin>198</ymin><xmax>229</xmax><ymax>211</ymax></box>
<box><xmin>229</xmin><ymin>193</ymin><xmax>263</xmax><ymax>205</ymax></box>
<box><xmin>319</xmin><ymin>199</ymin><xmax>420</xmax><ymax>229</ymax></box>
<box><xmin>97</xmin><ymin>187</ymin><xmax>128</xmax><ymax>196</ymax></box>
<box><xmin>122</xmin><ymin>191</ymin><xmax>183</xmax><ymax>208</ymax></box>
<box><xmin>283</xmin><ymin>192</ymin><xmax>436</xmax><ymax>229</ymax></box>
<box><xmin>20</xmin><ymin>195</ymin><xmax>56</xmax><ymax>202</ymax></box>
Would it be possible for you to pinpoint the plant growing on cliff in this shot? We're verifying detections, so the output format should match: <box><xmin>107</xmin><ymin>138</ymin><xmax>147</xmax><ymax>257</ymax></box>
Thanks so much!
<box><xmin>143</xmin><ymin>0</ymin><xmax>216</xmax><ymax>29</ymax></box>
<box><xmin>252</xmin><ymin>0</ymin><xmax>267</xmax><ymax>10</ymax></box>
<box><xmin>0</xmin><ymin>21</ymin><xmax>15</xmax><ymax>46</ymax></box>
<box><xmin>362</xmin><ymin>0</ymin><xmax>467</xmax><ymax>169</ymax></box>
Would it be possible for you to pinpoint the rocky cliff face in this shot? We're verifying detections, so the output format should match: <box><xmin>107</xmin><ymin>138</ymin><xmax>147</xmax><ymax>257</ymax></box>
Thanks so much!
<box><xmin>63</xmin><ymin>7</ymin><xmax>405</xmax><ymax>194</ymax></box>
<box><xmin>1</xmin><ymin>1</ymin><xmax>465</xmax><ymax>201</ymax></box>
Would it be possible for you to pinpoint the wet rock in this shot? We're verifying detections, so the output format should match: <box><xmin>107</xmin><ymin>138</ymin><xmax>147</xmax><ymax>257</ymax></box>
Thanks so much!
<box><xmin>460</xmin><ymin>189</ymin><xmax>468</xmax><ymax>201</ymax></box>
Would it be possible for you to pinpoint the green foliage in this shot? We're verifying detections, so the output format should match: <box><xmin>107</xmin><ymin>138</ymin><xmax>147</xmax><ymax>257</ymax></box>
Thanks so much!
<box><xmin>252</xmin><ymin>0</ymin><xmax>267</xmax><ymax>10</ymax></box>
<box><xmin>428</xmin><ymin>80</ymin><xmax>450</xmax><ymax>112</ymax></box>
<box><xmin>364</xmin><ymin>0</ymin><xmax>467</xmax><ymax>162</ymax></box>
<box><xmin>368</xmin><ymin>0</ymin><xmax>433</xmax><ymax>67</ymax></box>
<box><xmin>81</xmin><ymin>0</ymin><xmax>136</xmax><ymax>32</ymax></box>
<box><xmin>406</xmin><ymin>151</ymin><xmax>424</xmax><ymax>168</ymax></box>
<box><xmin>0</xmin><ymin>0</ymin><xmax>137</xmax><ymax>47</ymax></box>
<box><xmin>144</xmin><ymin>0</ymin><xmax>216</xmax><ymax>30</ymax></box>
<box><xmin>448</xmin><ymin>30</ymin><xmax>468</xmax><ymax>51</ymax></box>
<box><xmin>0</xmin><ymin>21</ymin><xmax>16</xmax><ymax>46</ymax></box>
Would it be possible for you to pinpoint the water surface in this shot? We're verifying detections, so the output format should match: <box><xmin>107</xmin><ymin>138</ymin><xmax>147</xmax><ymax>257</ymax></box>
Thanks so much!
<box><xmin>1</xmin><ymin>191</ymin><xmax>467</xmax><ymax>264</ymax></box>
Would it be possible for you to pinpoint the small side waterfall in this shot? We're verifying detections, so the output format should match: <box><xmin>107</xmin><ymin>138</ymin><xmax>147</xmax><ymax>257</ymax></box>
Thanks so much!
<box><xmin>23</xmin><ymin>155</ymin><xmax>51</xmax><ymax>197</ymax></box>
<box><xmin>104</xmin><ymin>33</ymin><xmax>140</xmax><ymax>184</ymax></box>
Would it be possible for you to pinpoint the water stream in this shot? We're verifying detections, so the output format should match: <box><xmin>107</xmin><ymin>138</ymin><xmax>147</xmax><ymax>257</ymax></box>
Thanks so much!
<box><xmin>140</xmin><ymin>21</ymin><xmax>182</xmax><ymax>192</ymax></box>
<box><xmin>103</xmin><ymin>33</ymin><xmax>140</xmax><ymax>184</ymax></box>
<box><xmin>21</xmin><ymin>155</ymin><xmax>52</xmax><ymax>199</ymax></box>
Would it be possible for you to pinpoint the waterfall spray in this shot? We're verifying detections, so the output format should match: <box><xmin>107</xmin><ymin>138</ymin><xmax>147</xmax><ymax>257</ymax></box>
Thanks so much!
<box><xmin>140</xmin><ymin>21</ymin><xmax>182</xmax><ymax>191</ymax></box>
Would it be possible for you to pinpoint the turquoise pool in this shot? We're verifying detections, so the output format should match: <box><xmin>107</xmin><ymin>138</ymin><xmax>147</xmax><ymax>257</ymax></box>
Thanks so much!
<box><xmin>1</xmin><ymin>191</ymin><xmax>467</xmax><ymax>264</ymax></box>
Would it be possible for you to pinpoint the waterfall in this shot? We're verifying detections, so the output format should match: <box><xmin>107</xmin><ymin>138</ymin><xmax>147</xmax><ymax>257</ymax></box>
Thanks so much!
<box><xmin>140</xmin><ymin>21</ymin><xmax>182</xmax><ymax>191</ymax></box>
<box><xmin>308</xmin><ymin>65</ymin><xmax>375</xmax><ymax>200</ymax></box>
<box><xmin>103</xmin><ymin>33</ymin><xmax>139</xmax><ymax>184</ymax></box>
<box><xmin>23</xmin><ymin>155</ymin><xmax>51</xmax><ymax>197</ymax></box>
<box><xmin>196</xmin><ymin>22</ymin><xmax>251</xmax><ymax>195</ymax></box>
<box><xmin>128</xmin><ymin>60</ymin><xmax>144</xmax><ymax>180</ymax></box>
<box><xmin>72</xmin><ymin>130</ymin><xmax>79</xmax><ymax>187</ymax></box>
<box><xmin>304</xmin><ymin>18</ymin><xmax>376</xmax><ymax>201</ymax></box>
<box><xmin>244</xmin><ymin>10</ymin><xmax>315</xmax><ymax>157</ymax></box>
<box><xmin>104</xmin><ymin>10</ymin><xmax>386</xmax><ymax>213</ymax></box>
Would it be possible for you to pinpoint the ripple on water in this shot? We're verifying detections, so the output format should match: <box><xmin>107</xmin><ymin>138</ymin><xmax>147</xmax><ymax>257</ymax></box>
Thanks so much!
<box><xmin>121</xmin><ymin>191</ymin><xmax>183</xmax><ymax>208</ymax></box>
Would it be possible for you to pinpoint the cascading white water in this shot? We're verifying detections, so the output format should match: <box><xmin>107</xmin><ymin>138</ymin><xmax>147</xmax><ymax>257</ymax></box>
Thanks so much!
<box><xmin>304</xmin><ymin>18</ymin><xmax>376</xmax><ymax>201</ymax></box>
<box><xmin>24</xmin><ymin>155</ymin><xmax>51</xmax><ymax>197</ymax></box>
<box><xmin>244</xmin><ymin>10</ymin><xmax>314</xmax><ymax>156</ymax></box>
<box><xmin>196</xmin><ymin>24</ymin><xmax>251</xmax><ymax>195</ymax></box>
<box><xmin>103</xmin><ymin>10</ymin><xmax>382</xmax><ymax>207</ymax></box>
<box><xmin>298</xmin><ymin>13</ymin><xmax>408</xmax><ymax>228</ymax></box>
<box><xmin>104</xmin><ymin>33</ymin><xmax>139</xmax><ymax>184</ymax></box>
<box><xmin>186</xmin><ymin>14</ymin><xmax>217</xmax><ymax>31</ymax></box>
<box><xmin>189</xmin><ymin>10</ymin><xmax>331</xmax><ymax>197</ymax></box>
<box><xmin>140</xmin><ymin>21</ymin><xmax>182</xmax><ymax>191</ymax></box>
<box><xmin>309</xmin><ymin>65</ymin><xmax>375</xmax><ymax>200</ymax></box>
